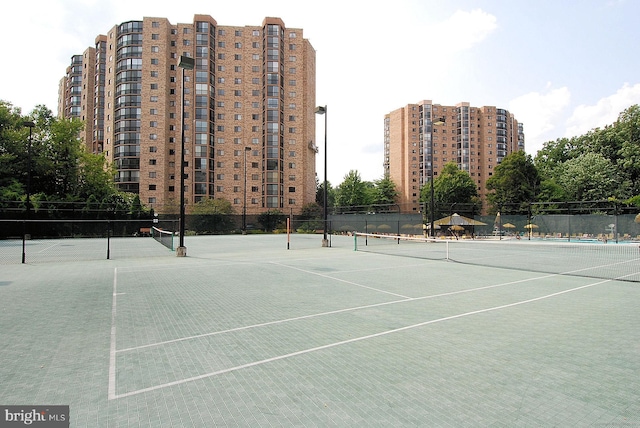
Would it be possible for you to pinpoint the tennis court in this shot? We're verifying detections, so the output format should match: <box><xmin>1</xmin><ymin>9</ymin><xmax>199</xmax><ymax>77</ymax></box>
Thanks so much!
<box><xmin>1</xmin><ymin>233</ymin><xmax>639</xmax><ymax>426</ymax></box>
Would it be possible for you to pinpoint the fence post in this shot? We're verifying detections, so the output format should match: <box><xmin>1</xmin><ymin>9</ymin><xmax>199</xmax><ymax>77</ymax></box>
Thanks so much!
<box><xmin>106</xmin><ymin>220</ymin><xmax>111</xmax><ymax>260</ymax></box>
<box><xmin>567</xmin><ymin>203</ymin><xmax>572</xmax><ymax>242</ymax></box>
<box><xmin>21</xmin><ymin>220</ymin><xmax>26</xmax><ymax>264</ymax></box>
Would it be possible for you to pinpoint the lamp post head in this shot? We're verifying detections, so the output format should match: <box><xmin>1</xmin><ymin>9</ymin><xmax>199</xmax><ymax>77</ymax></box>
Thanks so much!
<box><xmin>178</xmin><ymin>55</ymin><xmax>195</xmax><ymax>70</ymax></box>
<box><xmin>315</xmin><ymin>106</ymin><xmax>326</xmax><ymax>115</ymax></box>
<box><xmin>23</xmin><ymin>121</ymin><xmax>35</xmax><ymax>128</ymax></box>
<box><xmin>433</xmin><ymin>117</ymin><xmax>445</xmax><ymax>126</ymax></box>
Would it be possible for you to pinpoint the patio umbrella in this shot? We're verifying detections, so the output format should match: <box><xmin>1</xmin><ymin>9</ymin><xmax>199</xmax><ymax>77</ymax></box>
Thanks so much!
<box><xmin>434</xmin><ymin>213</ymin><xmax>487</xmax><ymax>227</ymax></box>
<box><xmin>503</xmin><ymin>223</ymin><xmax>516</xmax><ymax>229</ymax></box>
<box><xmin>494</xmin><ymin>212</ymin><xmax>501</xmax><ymax>228</ymax></box>
<box><xmin>524</xmin><ymin>223</ymin><xmax>538</xmax><ymax>239</ymax></box>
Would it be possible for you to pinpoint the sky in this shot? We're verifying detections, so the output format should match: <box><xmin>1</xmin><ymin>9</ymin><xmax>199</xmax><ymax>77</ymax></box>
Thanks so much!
<box><xmin>2</xmin><ymin>0</ymin><xmax>640</xmax><ymax>186</ymax></box>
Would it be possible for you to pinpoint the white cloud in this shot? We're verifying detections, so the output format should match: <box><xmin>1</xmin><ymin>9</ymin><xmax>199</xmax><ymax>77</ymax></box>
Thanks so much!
<box><xmin>509</xmin><ymin>84</ymin><xmax>571</xmax><ymax>155</ymax></box>
<box><xmin>434</xmin><ymin>9</ymin><xmax>498</xmax><ymax>52</ymax></box>
<box><xmin>564</xmin><ymin>82</ymin><xmax>640</xmax><ymax>137</ymax></box>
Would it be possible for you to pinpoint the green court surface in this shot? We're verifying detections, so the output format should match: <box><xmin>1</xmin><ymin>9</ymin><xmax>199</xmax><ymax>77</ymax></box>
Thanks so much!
<box><xmin>1</xmin><ymin>234</ymin><xmax>639</xmax><ymax>426</ymax></box>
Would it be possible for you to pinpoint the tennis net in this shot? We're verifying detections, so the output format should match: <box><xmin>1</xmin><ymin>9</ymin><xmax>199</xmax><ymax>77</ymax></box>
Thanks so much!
<box><xmin>353</xmin><ymin>232</ymin><xmax>640</xmax><ymax>282</ymax></box>
<box><xmin>151</xmin><ymin>226</ymin><xmax>174</xmax><ymax>251</ymax></box>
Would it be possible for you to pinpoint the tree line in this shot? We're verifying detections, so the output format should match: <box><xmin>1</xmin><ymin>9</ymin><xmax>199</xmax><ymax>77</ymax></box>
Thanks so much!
<box><xmin>320</xmin><ymin>105</ymin><xmax>640</xmax><ymax>218</ymax></box>
<box><xmin>0</xmin><ymin>101</ymin><xmax>147</xmax><ymax>219</ymax></box>
<box><xmin>3</xmin><ymin>98</ymin><xmax>640</xmax><ymax>223</ymax></box>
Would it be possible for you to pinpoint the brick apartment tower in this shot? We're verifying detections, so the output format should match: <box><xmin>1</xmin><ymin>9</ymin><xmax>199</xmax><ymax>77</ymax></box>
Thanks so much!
<box><xmin>384</xmin><ymin>101</ymin><xmax>525</xmax><ymax>213</ymax></box>
<box><xmin>58</xmin><ymin>15</ymin><xmax>317</xmax><ymax>215</ymax></box>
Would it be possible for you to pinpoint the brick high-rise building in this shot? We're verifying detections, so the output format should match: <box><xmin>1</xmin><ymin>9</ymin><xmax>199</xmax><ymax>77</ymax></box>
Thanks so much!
<box><xmin>58</xmin><ymin>15</ymin><xmax>317</xmax><ymax>214</ymax></box>
<box><xmin>384</xmin><ymin>101</ymin><xmax>525</xmax><ymax>213</ymax></box>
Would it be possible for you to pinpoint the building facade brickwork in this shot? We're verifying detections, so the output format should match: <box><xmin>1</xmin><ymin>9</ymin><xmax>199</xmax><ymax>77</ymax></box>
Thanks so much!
<box><xmin>58</xmin><ymin>15</ymin><xmax>317</xmax><ymax>214</ymax></box>
<box><xmin>384</xmin><ymin>100</ymin><xmax>525</xmax><ymax>212</ymax></box>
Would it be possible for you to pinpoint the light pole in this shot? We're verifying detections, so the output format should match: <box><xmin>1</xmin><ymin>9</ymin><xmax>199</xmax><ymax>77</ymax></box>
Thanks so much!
<box><xmin>429</xmin><ymin>116</ymin><xmax>445</xmax><ymax>238</ymax></box>
<box><xmin>177</xmin><ymin>55</ymin><xmax>194</xmax><ymax>257</ymax></box>
<box><xmin>315</xmin><ymin>105</ymin><xmax>328</xmax><ymax>247</ymax></box>
<box><xmin>22</xmin><ymin>121</ymin><xmax>35</xmax><ymax>264</ymax></box>
<box><xmin>242</xmin><ymin>146</ymin><xmax>251</xmax><ymax>234</ymax></box>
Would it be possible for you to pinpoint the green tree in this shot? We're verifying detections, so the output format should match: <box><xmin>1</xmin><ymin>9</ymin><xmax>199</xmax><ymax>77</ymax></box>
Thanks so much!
<box><xmin>614</xmin><ymin>105</ymin><xmax>640</xmax><ymax>195</ymax></box>
<box><xmin>257</xmin><ymin>209</ymin><xmax>286</xmax><ymax>232</ymax></box>
<box><xmin>190</xmin><ymin>198</ymin><xmax>235</xmax><ymax>234</ymax></box>
<box><xmin>335</xmin><ymin>170</ymin><xmax>372</xmax><ymax>209</ymax></box>
<box><xmin>556</xmin><ymin>152</ymin><xmax>622</xmax><ymax>201</ymax></box>
<box><xmin>486</xmin><ymin>151</ymin><xmax>540</xmax><ymax>213</ymax></box>
<box><xmin>536</xmin><ymin>178</ymin><xmax>567</xmax><ymax>204</ymax></box>
<box><xmin>0</xmin><ymin>102</ymin><xmax>26</xmax><ymax>200</ymax></box>
<box><xmin>534</xmin><ymin>105</ymin><xmax>640</xmax><ymax>203</ymax></box>
<box><xmin>534</xmin><ymin>137</ymin><xmax>579</xmax><ymax>179</ymax></box>
<box><xmin>77</xmin><ymin>152</ymin><xmax>116</xmax><ymax>203</ymax></box>
<box><xmin>299</xmin><ymin>202</ymin><xmax>322</xmax><ymax>220</ymax></box>
<box><xmin>370</xmin><ymin>176</ymin><xmax>399</xmax><ymax>206</ymax></box>
<box><xmin>316</xmin><ymin>179</ymin><xmax>335</xmax><ymax>210</ymax></box>
<box><xmin>420</xmin><ymin>162</ymin><xmax>479</xmax><ymax>219</ymax></box>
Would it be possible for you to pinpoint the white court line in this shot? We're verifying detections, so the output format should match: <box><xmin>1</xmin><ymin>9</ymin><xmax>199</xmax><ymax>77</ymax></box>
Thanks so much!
<box><xmin>113</xmin><ymin>254</ymin><xmax>635</xmax><ymax>355</ymax></box>
<box><xmin>269</xmin><ymin>261</ymin><xmax>412</xmax><ymax>299</ymax></box>
<box><xmin>107</xmin><ymin>268</ymin><xmax>118</xmax><ymax>400</ymax></box>
<box><xmin>118</xmin><ymin>272</ymin><xmax>557</xmax><ymax>353</ymax></box>
<box><xmin>111</xmin><ymin>276</ymin><xmax>611</xmax><ymax>400</ymax></box>
<box><xmin>37</xmin><ymin>243</ymin><xmax>60</xmax><ymax>253</ymax></box>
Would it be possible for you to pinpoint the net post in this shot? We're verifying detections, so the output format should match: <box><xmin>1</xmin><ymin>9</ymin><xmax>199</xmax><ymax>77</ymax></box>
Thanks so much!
<box><xmin>287</xmin><ymin>217</ymin><xmax>290</xmax><ymax>250</ymax></box>
<box><xmin>354</xmin><ymin>232</ymin><xmax>357</xmax><ymax>251</ymax></box>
